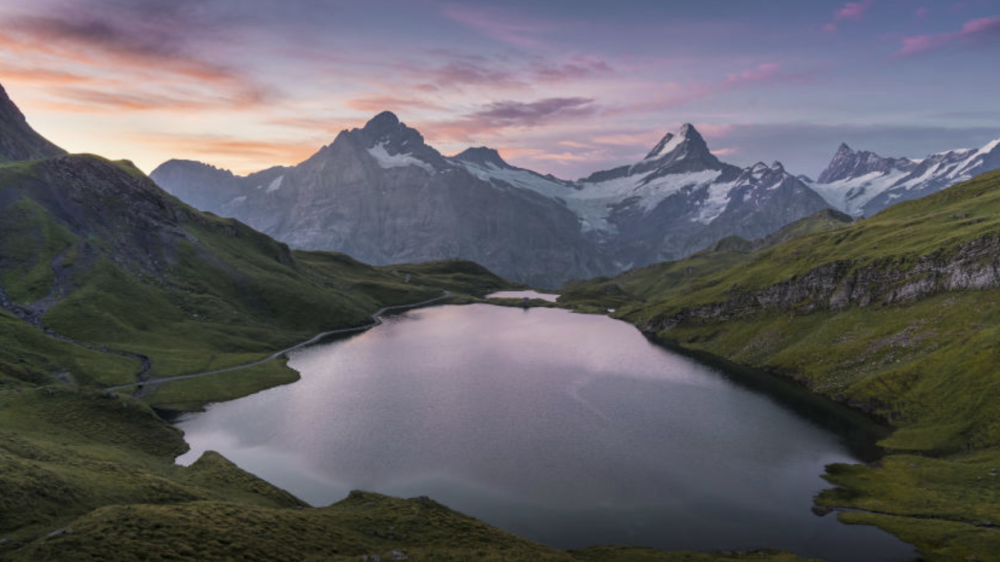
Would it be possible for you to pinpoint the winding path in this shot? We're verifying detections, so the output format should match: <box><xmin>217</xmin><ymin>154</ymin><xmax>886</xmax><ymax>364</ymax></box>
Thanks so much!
<box><xmin>107</xmin><ymin>290</ymin><xmax>453</xmax><ymax>396</ymax></box>
<box><xmin>0</xmin><ymin>282</ymin><xmax>153</xmax><ymax>384</ymax></box>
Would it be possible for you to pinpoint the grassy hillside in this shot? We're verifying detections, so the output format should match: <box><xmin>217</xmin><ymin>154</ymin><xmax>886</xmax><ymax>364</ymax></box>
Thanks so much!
<box><xmin>559</xmin><ymin>169</ymin><xmax>1000</xmax><ymax>560</ymax></box>
<box><xmin>0</xmin><ymin>155</ymin><xmax>514</xmax><ymax>396</ymax></box>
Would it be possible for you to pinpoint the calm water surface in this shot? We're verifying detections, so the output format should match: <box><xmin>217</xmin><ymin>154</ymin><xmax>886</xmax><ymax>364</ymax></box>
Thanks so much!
<box><xmin>176</xmin><ymin>304</ymin><xmax>914</xmax><ymax>561</ymax></box>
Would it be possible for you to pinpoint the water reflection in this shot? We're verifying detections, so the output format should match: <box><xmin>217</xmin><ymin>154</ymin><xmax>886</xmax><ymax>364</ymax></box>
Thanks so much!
<box><xmin>176</xmin><ymin>304</ymin><xmax>914</xmax><ymax>562</ymax></box>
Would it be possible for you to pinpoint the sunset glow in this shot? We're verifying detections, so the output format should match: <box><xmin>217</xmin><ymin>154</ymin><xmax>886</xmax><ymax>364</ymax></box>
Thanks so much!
<box><xmin>1</xmin><ymin>0</ymin><xmax>998</xmax><ymax>177</ymax></box>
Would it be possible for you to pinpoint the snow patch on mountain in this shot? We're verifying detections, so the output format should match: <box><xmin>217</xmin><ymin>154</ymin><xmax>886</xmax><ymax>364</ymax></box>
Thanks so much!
<box><xmin>459</xmin><ymin>161</ymin><xmax>573</xmax><ymax>200</ymax></box>
<box><xmin>266</xmin><ymin>175</ymin><xmax>284</xmax><ymax>192</ymax></box>
<box><xmin>696</xmin><ymin>180</ymin><xmax>737</xmax><ymax>224</ymax></box>
<box><xmin>645</xmin><ymin>133</ymin><xmax>684</xmax><ymax>161</ymax></box>
<box><xmin>574</xmin><ymin>169</ymin><xmax>723</xmax><ymax>232</ymax></box>
<box><xmin>367</xmin><ymin>141</ymin><xmax>435</xmax><ymax>173</ymax></box>
<box><xmin>808</xmin><ymin>169</ymin><xmax>910</xmax><ymax>216</ymax></box>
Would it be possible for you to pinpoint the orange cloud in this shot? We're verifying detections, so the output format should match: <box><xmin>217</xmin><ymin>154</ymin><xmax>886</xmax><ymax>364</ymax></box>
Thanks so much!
<box><xmin>0</xmin><ymin>13</ymin><xmax>274</xmax><ymax>113</ymax></box>
<box><xmin>592</xmin><ymin>132</ymin><xmax>661</xmax><ymax>146</ymax></box>
<box><xmin>345</xmin><ymin>95</ymin><xmax>447</xmax><ymax>113</ymax></box>
<box><xmin>0</xmin><ymin>64</ymin><xmax>91</xmax><ymax>86</ymax></box>
<box><xmin>139</xmin><ymin>134</ymin><xmax>320</xmax><ymax>173</ymax></box>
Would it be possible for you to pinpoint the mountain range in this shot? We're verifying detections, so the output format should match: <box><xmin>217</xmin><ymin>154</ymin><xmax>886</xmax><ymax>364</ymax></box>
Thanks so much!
<box><xmin>808</xmin><ymin>138</ymin><xmax>1000</xmax><ymax>216</ymax></box>
<box><xmin>152</xmin><ymin>114</ymin><xmax>1000</xmax><ymax>287</ymax></box>
<box><xmin>152</xmin><ymin>115</ymin><xmax>833</xmax><ymax>287</ymax></box>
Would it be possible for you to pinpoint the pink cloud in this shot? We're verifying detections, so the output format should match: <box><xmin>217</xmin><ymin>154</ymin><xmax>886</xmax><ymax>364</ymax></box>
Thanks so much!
<box><xmin>724</xmin><ymin>63</ymin><xmax>782</xmax><ymax>85</ymax></box>
<box><xmin>720</xmin><ymin>63</ymin><xmax>813</xmax><ymax>90</ymax></box>
<box><xmin>442</xmin><ymin>5</ymin><xmax>550</xmax><ymax>49</ymax></box>
<box><xmin>962</xmin><ymin>15</ymin><xmax>1000</xmax><ymax>34</ymax></box>
<box><xmin>414</xmin><ymin>59</ymin><xmax>526</xmax><ymax>91</ymax></box>
<box><xmin>835</xmin><ymin>0</ymin><xmax>873</xmax><ymax>21</ymax></box>
<box><xmin>419</xmin><ymin>97</ymin><xmax>600</xmax><ymax>141</ymax></box>
<box><xmin>895</xmin><ymin>15</ymin><xmax>1000</xmax><ymax>56</ymax></box>
<box><xmin>631</xmin><ymin>81</ymin><xmax>714</xmax><ymax>112</ymax></box>
<box><xmin>915</xmin><ymin>7</ymin><xmax>929</xmax><ymax>18</ymax></box>
<box><xmin>558</xmin><ymin>140</ymin><xmax>592</xmax><ymax>149</ymax></box>
<box><xmin>592</xmin><ymin>132</ymin><xmax>660</xmax><ymax>146</ymax></box>
<box><xmin>345</xmin><ymin>95</ymin><xmax>447</xmax><ymax>113</ymax></box>
<box><xmin>823</xmin><ymin>23</ymin><xmax>838</xmax><ymax>34</ymax></box>
<box><xmin>897</xmin><ymin>34</ymin><xmax>943</xmax><ymax>56</ymax></box>
<box><xmin>0</xmin><ymin>13</ymin><xmax>274</xmax><ymax>114</ymax></box>
<box><xmin>711</xmin><ymin>147</ymin><xmax>739</xmax><ymax>157</ymax></box>
<box><xmin>396</xmin><ymin>52</ymin><xmax>613</xmax><ymax>95</ymax></box>
<box><xmin>532</xmin><ymin>57</ymin><xmax>613</xmax><ymax>82</ymax></box>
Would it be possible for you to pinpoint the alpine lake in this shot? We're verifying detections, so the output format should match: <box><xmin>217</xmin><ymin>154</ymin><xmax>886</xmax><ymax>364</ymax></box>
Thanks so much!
<box><xmin>175</xmin><ymin>291</ymin><xmax>915</xmax><ymax>561</ymax></box>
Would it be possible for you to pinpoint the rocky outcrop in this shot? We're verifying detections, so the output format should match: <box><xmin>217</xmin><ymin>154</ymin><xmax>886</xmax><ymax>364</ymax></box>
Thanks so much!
<box><xmin>0</xmin><ymin>83</ymin><xmax>65</xmax><ymax>162</ymax></box>
<box><xmin>644</xmin><ymin>234</ymin><xmax>1000</xmax><ymax>333</ymax></box>
<box><xmin>817</xmin><ymin>143</ymin><xmax>917</xmax><ymax>184</ymax></box>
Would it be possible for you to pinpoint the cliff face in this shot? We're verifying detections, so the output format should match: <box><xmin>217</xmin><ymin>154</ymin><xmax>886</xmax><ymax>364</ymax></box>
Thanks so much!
<box><xmin>644</xmin><ymin>233</ymin><xmax>1000</xmax><ymax>333</ymax></box>
<box><xmin>0</xmin><ymin>83</ymin><xmax>65</xmax><ymax>162</ymax></box>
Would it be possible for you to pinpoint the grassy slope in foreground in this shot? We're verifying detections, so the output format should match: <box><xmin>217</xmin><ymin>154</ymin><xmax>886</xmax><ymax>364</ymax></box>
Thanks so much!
<box><xmin>560</xmin><ymin>169</ymin><xmax>1000</xmax><ymax>561</ymax></box>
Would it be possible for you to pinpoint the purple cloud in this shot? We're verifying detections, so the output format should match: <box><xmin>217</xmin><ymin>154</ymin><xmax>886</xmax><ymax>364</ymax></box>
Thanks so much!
<box><xmin>420</xmin><ymin>59</ymin><xmax>524</xmax><ymax>89</ymax></box>
<box><xmin>442</xmin><ymin>4</ymin><xmax>551</xmax><ymax>48</ymax></box>
<box><xmin>723</xmin><ymin>63</ymin><xmax>782</xmax><ymax>85</ymax></box>
<box><xmin>471</xmin><ymin>97</ymin><xmax>597</xmax><ymax>126</ymax></box>
<box><xmin>835</xmin><ymin>0</ymin><xmax>873</xmax><ymax>21</ymax></box>
<box><xmin>896</xmin><ymin>15</ymin><xmax>1000</xmax><ymax>56</ymax></box>
<box><xmin>1</xmin><ymin>6</ymin><xmax>273</xmax><ymax>112</ymax></box>
<box><xmin>421</xmin><ymin>97</ymin><xmax>598</xmax><ymax>141</ymax></box>
<box><xmin>531</xmin><ymin>57</ymin><xmax>613</xmax><ymax>82</ymax></box>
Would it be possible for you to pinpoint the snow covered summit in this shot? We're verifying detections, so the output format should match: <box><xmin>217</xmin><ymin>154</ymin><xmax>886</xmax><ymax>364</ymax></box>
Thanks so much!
<box><xmin>809</xmin><ymin>137</ymin><xmax>1000</xmax><ymax>216</ymax></box>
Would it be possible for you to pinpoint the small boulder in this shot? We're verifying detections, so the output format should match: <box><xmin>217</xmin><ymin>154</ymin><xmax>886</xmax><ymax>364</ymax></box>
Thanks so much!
<box><xmin>45</xmin><ymin>529</ymin><xmax>73</xmax><ymax>540</ymax></box>
<box><xmin>811</xmin><ymin>506</ymin><xmax>834</xmax><ymax>517</ymax></box>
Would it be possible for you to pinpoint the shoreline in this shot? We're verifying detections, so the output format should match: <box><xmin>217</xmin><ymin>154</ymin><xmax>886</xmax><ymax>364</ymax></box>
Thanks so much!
<box><xmin>107</xmin><ymin>290</ymin><xmax>453</xmax><ymax>398</ymax></box>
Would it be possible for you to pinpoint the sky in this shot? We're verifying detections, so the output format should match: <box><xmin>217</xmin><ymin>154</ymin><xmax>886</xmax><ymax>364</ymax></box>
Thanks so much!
<box><xmin>1</xmin><ymin>0</ymin><xmax>999</xmax><ymax>179</ymax></box>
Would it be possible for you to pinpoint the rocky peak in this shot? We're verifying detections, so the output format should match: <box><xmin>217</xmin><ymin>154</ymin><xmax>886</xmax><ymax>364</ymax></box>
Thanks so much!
<box><xmin>818</xmin><ymin>142</ymin><xmax>917</xmax><ymax>184</ymax></box>
<box><xmin>644</xmin><ymin>123</ymin><xmax>711</xmax><ymax>162</ymax></box>
<box><xmin>741</xmin><ymin>161</ymin><xmax>790</xmax><ymax>186</ymax></box>
<box><xmin>0</xmin><ymin>82</ymin><xmax>66</xmax><ymax>162</ymax></box>
<box><xmin>453</xmin><ymin>147</ymin><xmax>511</xmax><ymax>169</ymax></box>
<box><xmin>357</xmin><ymin>111</ymin><xmax>426</xmax><ymax>150</ymax></box>
<box><xmin>579</xmin><ymin>122</ymin><xmax>732</xmax><ymax>185</ymax></box>
<box><xmin>325</xmin><ymin>111</ymin><xmax>449</xmax><ymax>171</ymax></box>
<box><xmin>362</xmin><ymin>111</ymin><xmax>401</xmax><ymax>137</ymax></box>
